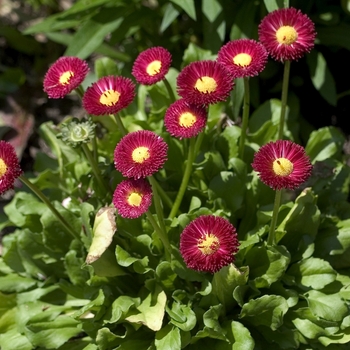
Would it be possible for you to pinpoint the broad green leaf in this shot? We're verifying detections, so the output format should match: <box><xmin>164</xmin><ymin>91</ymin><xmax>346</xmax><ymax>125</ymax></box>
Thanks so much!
<box><xmin>244</xmin><ymin>244</ymin><xmax>290</xmax><ymax>288</ymax></box>
<box><xmin>155</xmin><ymin>325</ymin><xmax>181</xmax><ymax>350</ymax></box>
<box><xmin>115</xmin><ymin>245</ymin><xmax>151</xmax><ymax>274</ymax></box>
<box><xmin>305</xmin><ymin>126</ymin><xmax>345</xmax><ymax>162</ymax></box>
<box><xmin>105</xmin><ymin>296</ymin><xmax>138</xmax><ymax>324</ymax></box>
<box><xmin>156</xmin><ymin>261</ymin><xmax>177</xmax><ymax>290</ymax></box>
<box><xmin>182</xmin><ymin>43</ymin><xmax>215</xmax><ymax>67</ymax></box>
<box><xmin>65</xmin><ymin>8</ymin><xmax>125</xmax><ymax>58</ymax></box>
<box><xmin>305</xmin><ymin>290</ymin><xmax>348</xmax><ymax>322</ymax></box>
<box><xmin>95</xmin><ymin>57</ymin><xmax>120</xmax><ymax>78</ymax></box>
<box><xmin>292</xmin><ymin>317</ymin><xmax>336</xmax><ymax>339</ymax></box>
<box><xmin>125</xmin><ymin>284</ymin><xmax>166</xmax><ymax>331</ymax></box>
<box><xmin>223</xmin><ymin>321</ymin><xmax>255</xmax><ymax>350</ymax></box>
<box><xmin>288</xmin><ymin>257</ymin><xmax>336</xmax><ymax>290</ymax></box>
<box><xmin>212</xmin><ymin>265</ymin><xmax>249</xmax><ymax>310</ymax></box>
<box><xmin>0</xmin><ymin>329</ymin><xmax>32</xmax><ymax>350</ymax></box>
<box><xmin>170</xmin><ymin>0</ymin><xmax>196</xmax><ymax>20</ymax></box>
<box><xmin>160</xmin><ymin>3</ymin><xmax>179</xmax><ymax>33</ymax></box>
<box><xmin>307</xmin><ymin>50</ymin><xmax>337</xmax><ymax>106</ymax></box>
<box><xmin>263</xmin><ymin>0</ymin><xmax>287</xmax><ymax>12</ymax></box>
<box><xmin>167</xmin><ymin>302</ymin><xmax>196</xmax><ymax>331</ymax></box>
<box><xmin>86</xmin><ymin>207</ymin><xmax>116</xmax><ymax>264</ymax></box>
<box><xmin>96</xmin><ymin>327</ymin><xmax>122</xmax><ymax>350</ymax></box>
<box><xmin>217</xmin><ymin>126</ymin><xmax>241</xmax><ymax>161</ymax></box>
<box><xmin>240</xmin><ymin>295</ymin><xmax>289</xmax><ymax>330</ymax></box>
<box><xmin>0</xmin><ymin>274</ymin><xmax>36</xmax><ymax>293</ymax></box>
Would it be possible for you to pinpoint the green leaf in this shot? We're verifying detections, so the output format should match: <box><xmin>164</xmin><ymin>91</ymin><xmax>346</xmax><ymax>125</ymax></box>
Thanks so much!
<box><xmin>170</xmin><ymin>0</ymin><xmax>196</xmax><ymax>20</ymax></box>
<box><xmin>224</xmin><ymin>321</ymin><xmax>255</xmax><ymax>350</ymax></box>
<box><xmin>305</xmin><ymin>126</ymin><xmax>345</xmax><ymax>162</ymax></box>
<box><xmin>182</xmin><ymin>43</ymin><xmax>215</xmax><ymax>67</ymax></box>
<box><xmin>167</xmin><ymin>302</ymin><xmax>196</xmax><ymax>331</ymax></box>
<box><xmin>155</xmin><ymin>325</ymin><xmax>181</xmax><ymax>350</ymax></box>
<box><xmin>244</xmin><ymin>244</ymin><xmax>290</xmax><ymax>288</ymax></box>
<box><xmin>307</xmin><ymin>50</ymin><xmax>337</xmax><ymax>106</ymax></box>
<box><xmin>86</xmin><ymin>207</ymin><xmax>116</xmax><ymax>264</ymax></box>
<box><xmin>317</xmin><ymin>23</ymin><xmax>350</xmax><ymax>51</ymax></box>
<box><xmin>65</xmin><ymin>8</ymin><xmax>125</xmax><ymax>59</ymax></box>
<box><xmin>160</xmin><ymin>3</ymin><xmax>179</xmax><ymax>33</ymax></box>
<box><xmin>105</xmin><ymin>296</ymin><xmax>138</xmax><ymax>324</ymax></box>
<box><xmin>0</xmin><ymin>274</ymin><xmax>36</xmax><ymax>293</ymax></box>
<box><xmin>263</xmin><ymin>0</ymin><xmax>286</xmax><ymax>12</ymax></box>
<box><xmin>287</xmin><ymin>257</ymin><xmax>336</xmax><ymax>290</ymax></box>
<box><xmin>0</xmin><ymin>329</ymin><xmax>32</xmax><ymax>350</ymax></box>
<box><xmin>305</xmin><ymin>290</ymin><xmax>348</xmax><ymax>322</ymax></box>
<box><xmin>240</xmin><ymin>295</ymin><xmax>289</xmax><ymax>330</ymax></box>
<box><xmin>125</xmin><ymin>284</ymin><xmax>167</xmax><ymax>331</ymax></box>
<box><xmin>95</xmin><ymin>57</ymin><xmax>120</xmax><ymax>78</ymax></box>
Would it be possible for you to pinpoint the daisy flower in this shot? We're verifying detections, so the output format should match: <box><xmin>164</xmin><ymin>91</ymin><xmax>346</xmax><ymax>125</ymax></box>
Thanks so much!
<box><xmin>164</xmin><ymin>99</ymin><xmax>207</xmax><ymax>139</ymax></box>
<box><xmin>177</xmin><ymin>60</ymin><xmax>234</xmax><ymax>106</ymax></box>
<box><xmin>217</xmin><ymin>39</ymin><xmax>268</xmax><ymax>78</ymax></box>
<box><xmin>114</xmin><ymin>130</ymin><xmax>168</xmax><ymax>179</ymax></box>
<box><xmin>132</xmin><ymin>46</ymin><xmax>172</xmax><ymax>85</ymax></box>
<box><xmin>43</xmin><ymin>56</ymin><xmax>89</xmax><ymax>98</ymax></box>
<box><xmin>113</xmin><ymin>178</ymin><xmax>152</xmax><ymax>219</ymax></box>
<box><xmin>83</xmin><ymin>76</ymin><xmax>136</xmax><ymax>116</ymax></box>
<box><xmin>252</xmin><ymin>140</ymin><xmax>312</xmax><ymax>190</ymax></box>
<box><xmin>258</xmin><ymin>7</ymin><xmax>316</xmax><ymax>61</ymax></box>
<box><xmin>0</xmin><ymin>141</ymin><xmax>22</xmax><ymax>195</ymax></box>
<box><xmin>180</xmin><ymin>215</ymin><xmax>240</xmax><ymax>273</ymax></box>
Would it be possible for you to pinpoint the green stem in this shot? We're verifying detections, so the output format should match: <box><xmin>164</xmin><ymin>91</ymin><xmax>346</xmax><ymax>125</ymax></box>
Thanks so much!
<box><xmin>81</xmin><ymin>143</ymin><xmax>110</xmax><ymax>197</ymax></box>
<box><xmin>151</xmin><ymin>177</ymin><xmax>174</xmax><ymax>210</ymax></box>
<box><xmin>19</xmin><ymin>175</ymin><xmax>80</xmax><ymax>241</ymax></box>
<box><xmin>148</xmin><ymin>176</ymin><xmax>166</xmax><ymax>231</ymax></box>
<box><xmin>163</xmin><ymin>78</ymin><xmax>176</xmax><ymax>103</ymax></box>
<box><xmin>238</xmin><ymin>77</ymin><xmax>250</xmax><ymax>159</ymax></box>
<box><xmin>267</xmin><ymin>189</ymin><xmax>282</xmax><ymax>246</ymax></box>
<box><xmin>169</xmin><ymin>137</ymin><xmax>196</xmax><ymax>219</ymax></box>
<box><xmin>146</xmin><ymin>211</ymin><xmax>171</xmax><ymax>260</ymax></box>
<box><xmin>278</xmin><ymin>60</ymin><xmax>291</xmax><ymax>140</ymax></box>
<box><xmin>113</xmin><ymin>113</ymin><xmax>128</xmax><ymax>136</ymax></box>
<box><xmin>75</xmin><ymin>85</ymin><xmax>85</xmax><ymax>99</ymax></box>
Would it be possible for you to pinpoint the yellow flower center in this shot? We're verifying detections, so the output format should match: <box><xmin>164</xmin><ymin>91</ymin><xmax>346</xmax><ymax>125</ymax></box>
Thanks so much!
<box><xmin>195</xmin><ymin>76</ymin><xmax>217</xmax><ymax>94</ymax></box>
<box><xmin>99</xmin><ymin>89</ymin><xmax>121</xmax><ymax>106</ymax></box>
<box><xmin>0</xmin><ymin>159</ymin><xmax>7</xmax><ymax>177</ymax></box>
<box><xmin>272</xmin><ymin>157</ymin><xmax>294</xmax><ymax>176</ymax></box>
<box><xmin>179</xmin><ymin>112</ymin><xmax>197</xmax><ymax>128</ymax></box>
<box><xmin>132</xmin><ymin>146</ymin><xmax>150</xmax><ymax>163</ymax></box>
<box><xmin>127</xmin><ymin>192</ymin><xmax>142</xmax><ymax>207</ymax></box>
<box><xmin>276</xmin><ymin>26</ymin><xmax>298</xmax><ymax>45</ymax></box>
<box><xmin>146</xmin><ymin>60</ymin><xmax>162</xmax><ymax>76</ymax></box>
<box><xmin>233</xmin><ymin>53</ymin><xmax>252</xmax><ymax>67</ymax></box>
<box><xmin>59</xmin><ymin>71</ymin><xmax>74</xmax><ymax>85</ymax></box>
<box><xmin>197</xmin><ymin>233</ymin><xmax>220</xmax><ymax>255</ymax></box>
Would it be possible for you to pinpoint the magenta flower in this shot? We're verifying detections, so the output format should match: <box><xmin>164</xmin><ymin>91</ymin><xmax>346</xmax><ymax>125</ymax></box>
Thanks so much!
<box><xmin>252</xmin><ymin>140</ymin><xmax>312</xmax><ymax>190</ymax></box>
<box><xmin>43</xmin><ymin>56</ymin><xmax>89</xmax><ymax>98</ymax></box>
<box><xmin>132</xmin><ymin>46</ymin><xmax>172</xmax><ymax>85</ymax></box>
<box><xmin>83</xmin><ymin>76</ymin><xmax>135</xmax><ymax>116</ymax></box>
<box><xmin>258</xmin><ymin>7</ymin><xmax>316</xmax><ymax>61</ymax></box>
<box><xmin>180</xmin><ymin>215</ymin><xmax>240</xmax><ymax>273</ymax></box>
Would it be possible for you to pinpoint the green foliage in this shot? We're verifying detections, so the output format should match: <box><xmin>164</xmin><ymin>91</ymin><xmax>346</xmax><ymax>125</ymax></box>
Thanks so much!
<box><xmin>1</xmin><ymin>0</ymin><xmax>350</xmax><ymax>349</ymax></box>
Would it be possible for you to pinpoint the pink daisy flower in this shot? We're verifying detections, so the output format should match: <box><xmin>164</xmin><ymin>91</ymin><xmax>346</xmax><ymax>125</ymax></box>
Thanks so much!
<box><xmin>83</xmin><ymin>76</ymin><xmax>136</xmax><ymax>116</ymax></box>
<box><xmin>252</xmin><ymin>140</ymin><xmax>312</xmax><ymax>190</ymax></box>
<box><xmin>217</xmin><ymin>39</ymin><xmax>268</xmax><ymax>78</ymax></box>
<box><xmin>180</xmin><ymin>215</ymin><xmax>240</xmax><ymax>273</ymax></box>
<box><xmin>258</xmin><ymin>7</ymin><xmax>316</xmax><ymax>61</ymax></box>
<box><xmin>43</xmin><ymin>56</ymin><xmax>89</xmax><ymax>98</ymax></box>
<box><xmin>164</xmin><ymin>99</ymin><xmax>207</xmax><ymax>139</ymax></box>
<box><xmin>113</xmin><ymin>178</ymin><xmax>152</xmax><ymax>219</ymax></box>
<box><xmin>0</xmin><ymin>141</ymin><xmax>22</xmax><ymax>195</ymax></box>
<box><xmin>177</xmin><ymin>60</ymin><xmax>234</xmax><ymax>106</ymax></box>
<box><xmin>132</xmin><ymin>46</ymin><xmax>172</xmax><ymax>85</ymax></box>
<box><xmin>114</xmin><ymin>130</ymin><xmax>168</xmax><ymax>179</ymax></box>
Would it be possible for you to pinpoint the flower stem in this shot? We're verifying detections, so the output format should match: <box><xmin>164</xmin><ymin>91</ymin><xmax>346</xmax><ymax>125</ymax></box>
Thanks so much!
<box><xmin>114</xmin><ymin>113</ymin><xmax>128</xmax><ymax>136</ymax></box>
<box><xmin>19</xmin><ymin>175</ymin><xmax>80</xmax><ymax>241</ymax></box>
<box><xmin>148</xmin><ymin>176</ymin><xmax>167</xmax><ymax>231</ymax></box>
<box><xmin>238</xmin><ymin>77</ymin><xmax>250</xmax><ymax>159</ymax></box>
<box><xmin>146</xmin><ymin>211</ymin><xmax>171</xmax><ymax>260</ymax></box>
<box><xmin>267</xmin><ymin>189</ymin><xmax>282</xmax><ymax>246</ymax></box>
<box><xmin>278</xmin><ymin>60</ymin><xmax>291</xmax><ymax>140</ymax></box>
<box><xmin>151</xmin><ymin>176</ymin><xmax>174</xmax><ymax>210</ymax></box>
<box><xmin>81</xmin><ymin>143</ymin><xmax>110</xmax><ymax>197</ymax></box>
<box><xmin>163</xmin><ymin>78</ymin><xmax>176</xmax><ymax>103</ymax></box>
<box><xmin>169</xmin><ymin>137</ymin><xmax>196</xmax><ymax>219</ymax></box>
